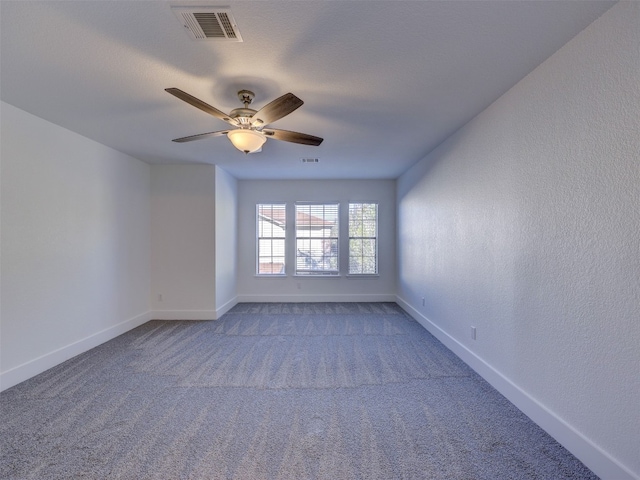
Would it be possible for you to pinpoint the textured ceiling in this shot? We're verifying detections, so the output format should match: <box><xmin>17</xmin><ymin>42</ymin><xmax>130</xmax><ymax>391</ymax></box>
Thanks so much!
<box><xmin>0</xmin><ymin>1</ymin><xmax>616</xmax><ymax>179</ymax></box>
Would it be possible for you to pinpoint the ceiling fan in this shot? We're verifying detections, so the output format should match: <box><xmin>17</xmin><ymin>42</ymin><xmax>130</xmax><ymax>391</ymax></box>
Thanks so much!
<box><xmin>165</xmin><ymin>88</ymin><xmax>323</xmax><ymax>154</ymax></box>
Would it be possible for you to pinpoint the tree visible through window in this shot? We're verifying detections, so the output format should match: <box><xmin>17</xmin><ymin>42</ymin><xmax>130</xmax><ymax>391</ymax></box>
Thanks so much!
<box><xmin>349</xmin><ymin>203</ymin><xmax>378</xmax><ymax>274</ymax></box>
<box><xmin>295</xmin><ymin>203</ymin><xmax>339</xmax><ymax>275</ymax></box>
<box><xmin>257</xmin><ymin>204</ymin><xmax>286</xmax><ymax>275</ymax></box>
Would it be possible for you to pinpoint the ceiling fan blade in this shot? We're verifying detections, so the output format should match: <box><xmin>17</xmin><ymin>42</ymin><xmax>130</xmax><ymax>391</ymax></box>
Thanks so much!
<box><xmin>172</xmin><ymin>130</ymin><xmax>230</xmax><ymax>143</ymax></box>
<box><xmin>263</xmin><ymin>129</ymin><xmax>323</xmax><ymax>146</ymax></box>
<box><xmin>251</xmin><ymin>93</ymin><xmax>303</xmax><ymax>127</ymax></box>
<box><xmin>165</xmin><ymin>88</ymin><xmax>238</xmax><ymax>126</ymax></box>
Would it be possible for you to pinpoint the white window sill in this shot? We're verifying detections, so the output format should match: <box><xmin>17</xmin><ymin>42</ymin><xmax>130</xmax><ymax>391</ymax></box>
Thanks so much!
<box><xmin>346</xmin><ymin>274</ymin><xmax>379</xmax><ymax>278</ymax></box>
<box><xmin>255</xmin><ymin>274</ymin><xmax>287</xmax><ymax>278</ymax></box>
<box><xmin>294</xmin><ymin>274</ymin><xmax>342</xmax><ymax>278</ymax></box>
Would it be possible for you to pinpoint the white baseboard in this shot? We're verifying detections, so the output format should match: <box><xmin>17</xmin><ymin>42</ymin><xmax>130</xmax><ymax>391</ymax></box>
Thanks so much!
<box><xmin>395</xmin><ymin>296</ymin><xmax>637</xmax><ymax>480</ymax></box>
<box><xmin>151</xmin><ymin>310</ymin><xmax>217</xmax><ymax>320</ymax></box>
<box><xmin>216</xmin><ymin>296</ymin><xmax>238</xmax><ymax>318</ymax></box>
<box><xmin>236</xmin><ymin>293</ymin><xmax>397</xmax><ymax>303</ymax></box>
<box><xmin>0</xmin><ymin>311</ymin><xmax>152</xmax><ymax>392</ymax></box>
<box><xmin>151</xmin><ymin>298</ymin><xmax>239</xmax><ymax>321</ymax></box>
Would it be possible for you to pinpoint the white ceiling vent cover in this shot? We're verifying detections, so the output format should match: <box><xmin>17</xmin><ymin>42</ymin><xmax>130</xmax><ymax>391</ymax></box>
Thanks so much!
<box><xmin>172</xmin><ymin>6</ymin><xmax>243</xmax><ymax>42</ymax></box>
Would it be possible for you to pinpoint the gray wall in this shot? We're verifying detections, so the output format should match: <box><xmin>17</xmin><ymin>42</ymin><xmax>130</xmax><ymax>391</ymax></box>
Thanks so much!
<box><xmin>150</xmin><ymin>165</ymin><xmax>217</xmax><ymax>319</ymax></box>
<box><xmin>215</xmin><ymin>166</ymin><xmax>239</xmax><ymax>314</ymax></box>
<box><xmin>149</xmin><ymin>165</ymin><xmax>238</xmax><ymax>320</ymax></box>
<box><xmin>1</xmin><ymin>102</ymin><xmax>151</xmax><ymax>390</ymax></box>
<box><xmin>397</xmin><ymin>2</ymin><xmax>639</xmax><ymax>478</ymax></box>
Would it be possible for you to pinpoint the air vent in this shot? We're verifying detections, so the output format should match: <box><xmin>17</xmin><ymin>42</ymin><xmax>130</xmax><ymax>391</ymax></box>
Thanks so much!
<box><xmin>301</xmin><ymin>158</ymin><xmax>319</xmax><ymax>163</ymax></box>
<box><xmin>172</xmin><ymin>6</ymin><xmax>243</xmax><ymax>42</ymax></box>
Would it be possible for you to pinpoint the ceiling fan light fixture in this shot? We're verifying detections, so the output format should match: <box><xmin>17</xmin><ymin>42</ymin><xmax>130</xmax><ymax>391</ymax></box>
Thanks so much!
<box><xmin>227</xmin><ymin>129</ymin><xmax>266</xmax><ymax>154</ymax></box>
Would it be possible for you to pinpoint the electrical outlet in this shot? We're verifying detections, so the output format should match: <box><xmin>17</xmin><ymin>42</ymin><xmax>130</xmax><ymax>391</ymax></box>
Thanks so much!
<box><xmin>422</xmin><ymin>297</ymin><xmax>425</xmax><ymax>307</ymax></box>
<box><xmin>297</xmin><ymin>282</ymin><xmax>301</xmax><ymax>290</ymax></box>
<box><xmin>158</xmin><ymin>294</ymin><xmax>163</xmax><ymax>302</ymax></box>
<box><xmin>471</xmin><ymin>326</ymin><xmax>477</xmax><ymax>340</ymax></box>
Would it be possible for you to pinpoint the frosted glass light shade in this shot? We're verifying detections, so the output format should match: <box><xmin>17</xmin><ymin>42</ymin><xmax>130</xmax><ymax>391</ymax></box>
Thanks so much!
<box><xmin>227</xmin><ymin>129</ymin><xmax>266</xmax><ymax>154</ymax></box>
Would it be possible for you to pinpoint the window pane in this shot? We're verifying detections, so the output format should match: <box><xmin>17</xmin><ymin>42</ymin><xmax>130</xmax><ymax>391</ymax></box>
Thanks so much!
<box><xmin>349</xmin><ymin>257</ymin><xmax>363</xmax><ymax>274</ymax></box>
<box><xmin>257</xmin><ymin>203</ymin><xmax>286</xmax><ymax>275</ymax></box>
<box><xmin>348</xmin><ymin>203</ymin><xmax>378</xmax><ymax>275</ymax></box>
<box><xmin>362</xmin><ymin>238</ymin><xmax>376</xmax><ymax>256</ymax></box>
<box><xmin>272</xmin><ymin>239</ymin><xmax>285</xmax><ymax>256</ymax></box>
<box><xmin>258</xmin><ymin>239</ymin><xmax>272</xmax><ymax>256</ymax></box>
<box><xmin>262</xmin><ymin>220</ymin><xmax>272</xmax><ymax>238</ymax></box>
<box><xmin>273</xmin><ymin>224</ymin><xmax>285</xmax><ymax>237</ymax></box>
<box><xmin>362</xmin><ymin>219</ymin><xmax>376</xmax><ymax>237</ymax></box>
<box><xmin>361</xmin><ymin>256</ymin><xmax>377</xmax><ymax>274</ymax></box>
<box><xmin>349</xmin><ymin>238</ymin><xmax>362</xmax><ymax>256</ymax></box>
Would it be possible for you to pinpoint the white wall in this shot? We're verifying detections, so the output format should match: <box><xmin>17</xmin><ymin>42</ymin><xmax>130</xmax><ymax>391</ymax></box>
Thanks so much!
<box><xmin>238</xmin><ymin>179</ymin><xmax>396</xmax><ymax>302</ymax></box>
<box><xmin>214</xmin><ymin>165</ymin><xmax>238</xmax><ymax>316</ymax></box>
<box><xmin>150</xmin><ymin>164</ymin><xmax>218</xmax><ymax>319</ymax></box>
<box><xmin>0</xmin><ymin>102</ymin><xmax>151</xmax><ymax>391</ymax></box>
<box><xmin>396</xmin><ymin>2</ymin><xmax>640</xmax><ymax>478</ymax></box>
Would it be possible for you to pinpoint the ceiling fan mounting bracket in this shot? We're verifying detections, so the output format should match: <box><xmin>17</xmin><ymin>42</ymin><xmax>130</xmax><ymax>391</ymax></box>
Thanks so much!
<box><xmin>237</xmin><ymin>89</ymin><xmax>255</xmax><ymax>107</ymax></box>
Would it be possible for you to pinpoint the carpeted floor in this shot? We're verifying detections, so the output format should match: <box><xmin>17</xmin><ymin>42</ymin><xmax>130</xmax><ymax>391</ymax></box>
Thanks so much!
<box><xmin>1</xmin><ymin>303</ymin><xmax>597</xmax><ymax>479</ymax></box>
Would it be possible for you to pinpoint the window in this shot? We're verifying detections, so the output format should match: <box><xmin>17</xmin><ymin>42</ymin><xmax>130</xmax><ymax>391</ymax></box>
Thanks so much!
<box><xmin>257</xmin><ymin>204</ymin><xmax>286</xmax><ymax>275</ymax></box>
<box><xmin>295</xmin><ymin>203</ymin><xmax>339</xmax><ymax>275</ymax></box>
<box><xmin>348</xmin><ymin>203</ymin><xmax>378</xmax><ymax>275</ymax></box>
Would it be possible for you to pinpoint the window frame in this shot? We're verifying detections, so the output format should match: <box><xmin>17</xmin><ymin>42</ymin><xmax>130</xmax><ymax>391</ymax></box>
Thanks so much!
<box><xmin>256</xmin><ymin>203</ymin><xmax>287</xmax><ymax>276</ymax></box>
<box><xmin>295</xmin><ymin>202</ymin><xmax>340</xmax><ymax>276</ymax></box>
<box><xmin>348</xmin><ymin>202</ymin><xmax>379</xmax><ymax>275</ymax></box>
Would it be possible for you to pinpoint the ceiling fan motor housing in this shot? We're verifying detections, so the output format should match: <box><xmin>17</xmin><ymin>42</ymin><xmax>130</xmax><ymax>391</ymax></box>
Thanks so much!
<box><xmin>230</xmin><ymin>107</ymin><xmax>258</xmax><ymax>126</ymax></box>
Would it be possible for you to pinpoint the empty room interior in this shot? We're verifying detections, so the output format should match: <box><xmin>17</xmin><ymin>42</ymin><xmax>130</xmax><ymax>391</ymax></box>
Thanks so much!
<box><xmin>1</xmin><ymin>1</ymin><xmax>638</xmax><ymax>479</ymax></box>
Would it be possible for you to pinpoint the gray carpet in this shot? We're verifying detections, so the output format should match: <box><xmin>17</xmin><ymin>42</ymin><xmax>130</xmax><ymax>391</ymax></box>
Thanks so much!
<box><xmin>1</xmin><ymin>303</ymin><xmax>597</xmax><ymax>479</ymax></box>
